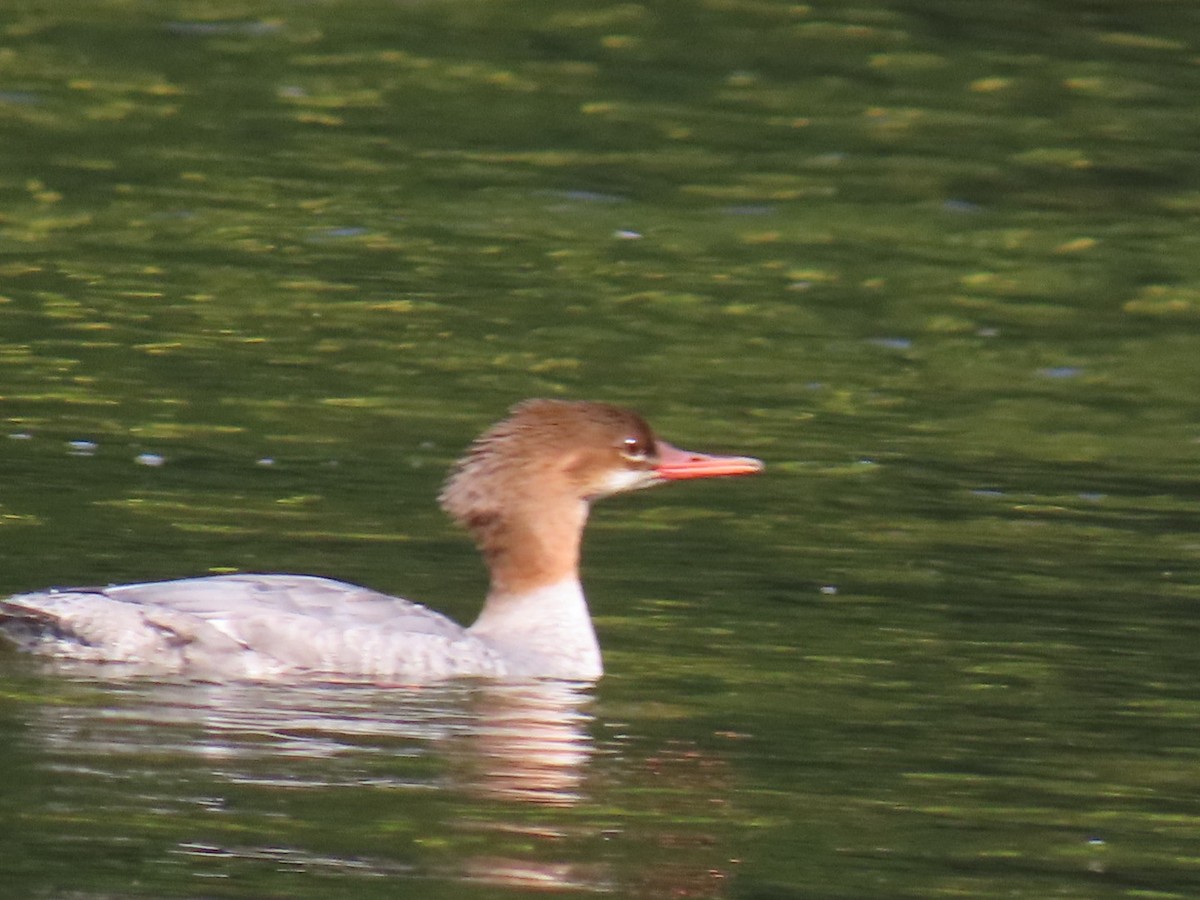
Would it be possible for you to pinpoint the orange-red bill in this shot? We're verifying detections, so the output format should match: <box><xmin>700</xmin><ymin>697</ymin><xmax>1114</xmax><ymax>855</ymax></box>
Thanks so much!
<box><xmin>654</xmin><ymin>441</ymin><xmax>764</xmax><ymax>481</ymax></box>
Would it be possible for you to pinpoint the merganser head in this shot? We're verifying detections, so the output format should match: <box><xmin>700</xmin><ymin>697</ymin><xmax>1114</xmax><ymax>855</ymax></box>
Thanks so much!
<box><xmin>439</xmin><ymin>399</ymin><xmax>763</xmax><ymax>530</ymax></box>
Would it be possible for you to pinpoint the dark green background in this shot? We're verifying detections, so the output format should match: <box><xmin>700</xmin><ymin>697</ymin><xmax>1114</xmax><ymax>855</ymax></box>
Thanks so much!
<box><xmin>1</xmin><ymin>1</ymin><xmax>1198</xmax><ymax>896</ymax></box>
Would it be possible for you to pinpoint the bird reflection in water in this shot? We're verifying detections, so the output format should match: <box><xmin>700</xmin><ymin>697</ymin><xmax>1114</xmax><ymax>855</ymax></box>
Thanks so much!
<box><xmin>17</xmin><ymin>670</ymin><xmax>607</xmax><ymax>891</ymax></box>
<box><xmin>452</xmin><ymin>679</ymin><xmax>595</xmax><ymax>806</ymax></box>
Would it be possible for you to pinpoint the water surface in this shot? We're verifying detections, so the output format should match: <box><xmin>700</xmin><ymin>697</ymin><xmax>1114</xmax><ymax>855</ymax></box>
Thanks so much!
<box><xmin>2</xmin><ymin>0</ymin><xmax>1199</xmax><ymax>896</ymax></box>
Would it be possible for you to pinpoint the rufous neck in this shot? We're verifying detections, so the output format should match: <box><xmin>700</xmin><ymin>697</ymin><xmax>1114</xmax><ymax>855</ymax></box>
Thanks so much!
<box><xmin>472</xmin><ymin>498</ymin><xmax>589</xmax><ymax>599</ymax></box>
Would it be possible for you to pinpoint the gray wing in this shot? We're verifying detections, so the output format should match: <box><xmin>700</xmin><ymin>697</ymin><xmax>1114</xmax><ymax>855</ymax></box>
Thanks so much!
<box><xmin>1</xmin><ymin>574</ymin><xmax>504</xmax><ymax>680</ymax></box>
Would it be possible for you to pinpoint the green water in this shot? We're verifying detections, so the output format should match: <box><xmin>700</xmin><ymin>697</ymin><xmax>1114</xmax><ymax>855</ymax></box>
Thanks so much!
<box><xmin>2</xmin><ymin>0</ymin><xmax>1199</xmax><ymax>896</ymax></box>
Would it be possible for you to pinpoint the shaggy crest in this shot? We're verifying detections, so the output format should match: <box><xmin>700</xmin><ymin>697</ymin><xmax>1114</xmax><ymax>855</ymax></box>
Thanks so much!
<box><xmin>439</xmin><ymin>399</ymin><xmax>655</xmax><ymax>530</ymax></box>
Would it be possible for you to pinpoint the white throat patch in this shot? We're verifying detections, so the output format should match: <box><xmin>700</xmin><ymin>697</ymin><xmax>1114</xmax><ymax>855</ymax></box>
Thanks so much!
<box><xmin>591</xmin><ymin>466</ymin><xmax>658</xmax><ymax>499</ymax></box>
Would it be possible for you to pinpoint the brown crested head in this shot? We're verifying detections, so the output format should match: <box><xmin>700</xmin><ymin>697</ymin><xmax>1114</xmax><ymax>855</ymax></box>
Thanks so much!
<box><xmin>438</xmin><ymin>399</ymin><xmax>663</xmax><ymax>532</ymax></box>
<box><xmin>439</xmin><ymin>399</ymin><xmax>763</xmax><ymax>595</ymax></box>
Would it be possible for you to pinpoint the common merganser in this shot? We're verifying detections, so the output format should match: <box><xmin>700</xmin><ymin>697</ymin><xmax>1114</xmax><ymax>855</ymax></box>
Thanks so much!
<box><xmin>0</xmin><ymin>399</ymin><xmax>763</xmax><ymax>681</ymax></box>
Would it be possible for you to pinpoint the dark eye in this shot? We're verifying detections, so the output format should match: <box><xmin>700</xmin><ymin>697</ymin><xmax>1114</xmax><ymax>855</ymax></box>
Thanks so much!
<box><xmin>621</xmin><ymin>435</ymin><xmax>651</xmax><ymax>461</ymax></box>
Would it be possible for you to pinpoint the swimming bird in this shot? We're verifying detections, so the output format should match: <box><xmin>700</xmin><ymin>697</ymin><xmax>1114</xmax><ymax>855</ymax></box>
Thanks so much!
<box><xmin>0</xmin><ymin>399</ymin><xmax>763</xmax><ymax>681</ymax></box>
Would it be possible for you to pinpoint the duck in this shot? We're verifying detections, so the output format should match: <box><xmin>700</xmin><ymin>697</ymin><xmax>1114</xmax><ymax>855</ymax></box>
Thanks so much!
<box><xmin>0</xmin><ymin>399</ymin><xmax>763</xmax><ymax>681</ymax></box>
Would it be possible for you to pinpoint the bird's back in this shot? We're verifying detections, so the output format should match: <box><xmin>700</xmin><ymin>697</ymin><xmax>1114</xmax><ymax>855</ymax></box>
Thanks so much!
<box><xmin>0</xmin><ymin>574</ymin><xmax>506</xmax><ymax>681</ymax></box>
